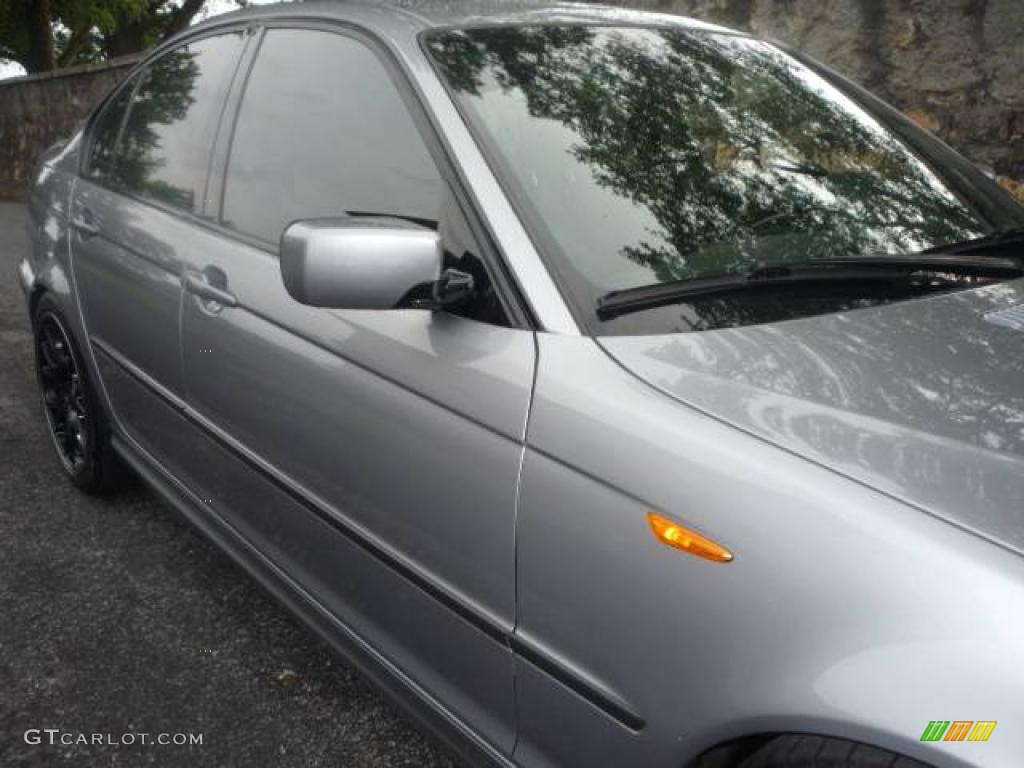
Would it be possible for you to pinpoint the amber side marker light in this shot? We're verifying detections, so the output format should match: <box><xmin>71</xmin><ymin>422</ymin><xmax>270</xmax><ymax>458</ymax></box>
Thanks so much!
<box><xmin>647</xmin><ymin>512</ymin><xmax>734</xmax><ymax>563</ymax></box>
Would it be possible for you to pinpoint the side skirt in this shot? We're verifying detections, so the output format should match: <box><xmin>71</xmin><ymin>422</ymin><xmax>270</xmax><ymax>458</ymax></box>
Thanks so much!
<box><xmin>111</xmin><ymin>432</ymin><xmax>517</xmax><ymax>768</ymax></box>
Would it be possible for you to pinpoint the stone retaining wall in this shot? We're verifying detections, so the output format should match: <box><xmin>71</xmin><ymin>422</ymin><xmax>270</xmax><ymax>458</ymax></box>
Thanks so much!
<box><xmin>0</xmin><ymin>55</ymin><xmax>140</xmax><ymax>200</ymax></box>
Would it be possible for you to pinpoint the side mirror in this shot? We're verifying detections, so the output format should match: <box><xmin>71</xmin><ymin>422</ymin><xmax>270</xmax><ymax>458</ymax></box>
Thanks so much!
<box><xmin>280</xmin><ymin>217</ymin><xmax>463</xmax><ymax>310</ymax></box>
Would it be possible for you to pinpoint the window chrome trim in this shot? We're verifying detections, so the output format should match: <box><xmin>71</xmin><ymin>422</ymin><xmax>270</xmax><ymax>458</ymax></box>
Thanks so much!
<box><xmin>399</xmin><ymin>39</ymin><xmax>581</xmax><ymax>336</ymax></box>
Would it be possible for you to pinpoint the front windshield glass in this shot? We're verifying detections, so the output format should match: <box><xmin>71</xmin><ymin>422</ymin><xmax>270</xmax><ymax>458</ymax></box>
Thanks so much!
<box><xmin>426</xmin><ymin>25</ymin><xmax>998</xmax><ymax>327</ymax></box>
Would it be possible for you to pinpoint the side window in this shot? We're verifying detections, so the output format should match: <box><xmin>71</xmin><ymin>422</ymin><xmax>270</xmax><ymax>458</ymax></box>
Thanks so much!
<box><xmin>222</xmin><ymin>29</ymin><xmax>443</xmax><ymax>243</ymax></box>
<box><xmin>86</xmin><ymin>74</ymin><xmax>138</xmax><ymax>183</ymax></box>
<box><xmin>222</xmin><ymin>29</ymin><xmax>508</xmax><ymax>325</ymax></box>
<box><xmin>113</xmin><ymin>32</ymin><xmax>243</xmax><ymax>212</ymax></box>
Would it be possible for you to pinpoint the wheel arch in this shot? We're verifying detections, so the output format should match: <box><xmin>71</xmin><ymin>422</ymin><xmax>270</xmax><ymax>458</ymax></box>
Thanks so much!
<box><xmin>691</xmin><ymin>730</ymin><xmax>938</xmax><ymax>767</ymax></box>
<box><xmin>28</xmin><ymin>282</ymin><xmax>48</xmax><ymax>322</ymax></box>
<box><xmin>690</xmin><ymin>732</ymin><xmax>775</xmax><ymax>767</ymax></box>
<box><xmin>685</xmin><ymin>716</ymin><xmax>983</xmax><ymax>768</ymax></box>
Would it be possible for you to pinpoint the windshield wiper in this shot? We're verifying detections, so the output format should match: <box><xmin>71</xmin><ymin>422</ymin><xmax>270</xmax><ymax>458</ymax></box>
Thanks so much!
<box><xmin>922</xmin><ymin>225</ymin><xmax>1024</xmax><ymax>256</ymax></box>
<box><xmin>596</xmin><ymin>253</ymin><xmax>1024</xmax><ymax>321</ymax></box>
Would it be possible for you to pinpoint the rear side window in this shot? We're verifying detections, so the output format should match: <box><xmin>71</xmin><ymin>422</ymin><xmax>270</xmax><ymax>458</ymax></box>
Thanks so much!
<box><xmin>86</xmin><ymin>75</ymin><xmax>137</xmax><ymax>183</ymax></box>
<box><xmin>112</xmin><ymin>32</ymin><xmax>243</xmax><ymax>212</ymax></box>
<box><xmin>221</xmin><ymin>29</ymin><xmax>443</xmax><ymax>244</ymax></box>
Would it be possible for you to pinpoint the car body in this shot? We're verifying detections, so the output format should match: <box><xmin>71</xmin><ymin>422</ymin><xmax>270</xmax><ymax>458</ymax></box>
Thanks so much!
<box><xmin>18</xmin><ymin>2</ymin><xmax>1024</xmax><ymax>767</ymax></box>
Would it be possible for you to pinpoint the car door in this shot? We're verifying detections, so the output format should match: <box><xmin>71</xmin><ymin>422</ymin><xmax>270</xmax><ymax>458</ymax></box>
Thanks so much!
<box><xmin>71</xmin><ymin>30</ymin><xmax>246</xmax><ymax>469</ymax></box>
<box><xmin>175</xmin><ymin>26</ymin><xmax>533</xmax><ymax>755</ymax></box>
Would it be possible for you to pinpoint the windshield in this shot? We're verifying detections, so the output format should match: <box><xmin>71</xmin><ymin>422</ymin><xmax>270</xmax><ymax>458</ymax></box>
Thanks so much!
<box><xmin>426</xmin><ymin>25</ymin><xmax>1018</xmax><ymax>331</ymax></box>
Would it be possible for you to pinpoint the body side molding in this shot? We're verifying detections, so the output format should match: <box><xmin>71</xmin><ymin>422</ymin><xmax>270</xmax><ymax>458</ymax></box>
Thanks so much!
<box><xmin>91</xmin><ymin>334</ymin><xmax>645</xmax><ymax>733</ymax></box>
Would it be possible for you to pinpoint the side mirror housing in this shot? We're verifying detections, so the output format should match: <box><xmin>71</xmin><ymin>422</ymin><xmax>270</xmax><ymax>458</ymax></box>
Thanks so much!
<box><xmin>279</xmin><ymin>217</ymin><xmax>443</xmax><ymax>310</ymax></box>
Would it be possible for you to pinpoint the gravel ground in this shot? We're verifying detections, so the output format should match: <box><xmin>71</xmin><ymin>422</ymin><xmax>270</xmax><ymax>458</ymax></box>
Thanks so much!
<box><xmin>0</xmin><ymin>201</ymin><xmax>457</xmax><ymax>767</ymax></box>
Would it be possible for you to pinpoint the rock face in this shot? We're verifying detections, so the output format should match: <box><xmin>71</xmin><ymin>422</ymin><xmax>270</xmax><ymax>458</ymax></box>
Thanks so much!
<box><xmin>614</xmin><ymin>0</ymin><xmax>1024</xmax><ymax>201</ymax></box>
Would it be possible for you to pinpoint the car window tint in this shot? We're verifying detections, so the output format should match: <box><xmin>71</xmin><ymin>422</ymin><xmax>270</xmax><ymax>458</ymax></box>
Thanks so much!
<box><xmin>113</xmin><ymin>32</ymin><xmax>242</xmax><ymax>212</ymax></box>
<box><xmin>427</xmin><ymin>26</ymin><xmax>995</xmax><ymax>327</ymax></box>
<box><xmin>86</xmin><ymin>75</ymin><xmax>138</xmax><ymax>182</ymax></box>
<box><xmin>221</xmin><ymin>29</ymin><xmax>443</xmax><ymax>244</ymax></box>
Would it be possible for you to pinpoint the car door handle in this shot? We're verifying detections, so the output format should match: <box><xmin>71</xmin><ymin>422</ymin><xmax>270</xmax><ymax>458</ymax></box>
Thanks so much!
<box><xmin>71</xmin><ymin>212</ymin><xmax>100</xmax><ymax>239</ymax></box>
<box><xmin>184</xmin><ymin>271</ymin><xmax>237</xmax><ymax>308</ymax></box>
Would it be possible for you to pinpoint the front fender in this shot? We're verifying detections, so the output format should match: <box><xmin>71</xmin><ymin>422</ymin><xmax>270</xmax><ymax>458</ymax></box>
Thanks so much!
<box><xmin>513</xmin><ymin>334</ymin><xmax>1023</xmax><ymax>768</ymax></box>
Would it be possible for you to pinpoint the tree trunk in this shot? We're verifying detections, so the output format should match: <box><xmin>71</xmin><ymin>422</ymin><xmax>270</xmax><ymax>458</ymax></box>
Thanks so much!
<box><xmin>102</xmin><ymin>0</ymin><xmax>208</xmax><ymax>59</ymax></box>
<box><xmin>162</xmin><ymin>0</ymin><xmax>206</xmax><ymax>41</ymax></box>
<box><xmin>23</xmin><ymin>0</ymin><xmax>55</xmax><ymax>72</ymax></box>
<box><xmin>103</xmin><ymin>18</ymin><xmax>147</xmax><ymax>59</ymax></box>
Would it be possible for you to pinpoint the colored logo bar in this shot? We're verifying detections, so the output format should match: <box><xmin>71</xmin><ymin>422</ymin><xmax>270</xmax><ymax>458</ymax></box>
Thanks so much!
<box><xmin>921</xmin><ymin>721</ymin><xmax>996</xmax><ymax>742</ymax></box>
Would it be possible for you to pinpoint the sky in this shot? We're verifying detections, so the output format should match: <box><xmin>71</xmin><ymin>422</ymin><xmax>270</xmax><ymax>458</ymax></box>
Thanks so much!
<box><xmin>0</xmin><ymin>0</ymin><xmax>281</xmax><ymax>81</ymax></box>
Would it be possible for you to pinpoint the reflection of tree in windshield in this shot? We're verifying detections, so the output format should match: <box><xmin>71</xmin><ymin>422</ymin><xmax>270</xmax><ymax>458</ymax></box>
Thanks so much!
<box><xmin>428</xmin><ymin>27</ymin><xmax>988</xmax><ymax>287</ymax></box>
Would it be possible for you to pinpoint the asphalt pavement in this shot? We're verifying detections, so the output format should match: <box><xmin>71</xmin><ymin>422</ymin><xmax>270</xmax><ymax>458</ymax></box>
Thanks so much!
<box><xmin>0</xmin><ymin>201</ymin><xmax>456</xmax><ymax>766</ymax></box>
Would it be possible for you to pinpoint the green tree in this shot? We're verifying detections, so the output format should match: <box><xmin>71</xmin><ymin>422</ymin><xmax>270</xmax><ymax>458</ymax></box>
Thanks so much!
<box><xmin>0</xmin><ymin>0</ymin><xmax>241</xmax><ymax>74</ymax></box>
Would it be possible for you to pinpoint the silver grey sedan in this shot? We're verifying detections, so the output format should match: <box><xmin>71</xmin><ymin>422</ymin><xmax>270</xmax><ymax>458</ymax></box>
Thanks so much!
<box><xmin>19</xmin><ymin>2</ymin><xmax>1024</xmax><ymax>767</ymax></box>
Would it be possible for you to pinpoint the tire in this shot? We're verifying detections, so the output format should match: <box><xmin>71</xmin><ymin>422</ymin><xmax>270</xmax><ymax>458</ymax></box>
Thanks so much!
<box><xmin>736</xmin><ymin>734</ymin><xmax>930</xmax><ymax>768</ymax></box>
<box><xmin>33</xmin><ymin>295</ymin><xmax>124</xmax><ymax>493</ymax></box>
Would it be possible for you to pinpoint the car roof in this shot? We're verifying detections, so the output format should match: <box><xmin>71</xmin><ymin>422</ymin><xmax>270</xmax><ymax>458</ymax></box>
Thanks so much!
<box><xmin>198</xmin><ymin>0</ymin><xmax>736</xmax><ymax>39</ymax></box>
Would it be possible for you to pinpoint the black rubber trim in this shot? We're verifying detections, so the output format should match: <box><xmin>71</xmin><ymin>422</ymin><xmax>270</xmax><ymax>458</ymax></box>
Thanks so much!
<box><xmin>508</xmin><ymin>636</ymin><xmax>645</xmax><ymax>732</ymax></box>
<box><xmin>91</xmin><ymin>336</ymin><xmax>645</xmax><ymax>732</ymax></box>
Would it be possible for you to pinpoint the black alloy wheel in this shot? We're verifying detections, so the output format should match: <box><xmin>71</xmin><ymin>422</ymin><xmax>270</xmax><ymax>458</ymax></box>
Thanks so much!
<box><xmin>33</xmin><ymin>297</ymin><xmax>123</xmax><ymax>492</ymax></box>
<box><xmin>36</xmin><ymin>311</ymin><xmax>90</xmax><ymax>473</ymax></box>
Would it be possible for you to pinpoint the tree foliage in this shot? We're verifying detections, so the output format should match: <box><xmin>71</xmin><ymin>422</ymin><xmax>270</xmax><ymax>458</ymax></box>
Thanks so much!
<box><xmin>0</xmin><ymin>0</ymin><xmax>239</xmax><ymax>73</ymax></box>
